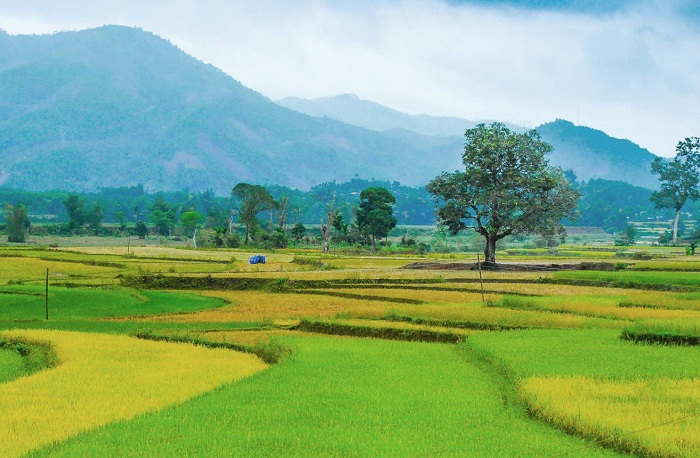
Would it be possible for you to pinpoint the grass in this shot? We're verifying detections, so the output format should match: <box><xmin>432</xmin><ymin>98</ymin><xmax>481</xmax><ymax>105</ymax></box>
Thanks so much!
<box><xmin>31</xmin><ymin>336</ymin><xmax>617</xmax><ymax>457</ymax></box>
<box><xmin>552</xmin><ymin>270</ymin><xmax>700</xmax><ymax>289</ymax></box>
<box><xmin>622</xmin><ymin>318</ymin><xmax>700</xmax><ymax>339</ymax></box>
<box><xmin>0</xmin><ymin>329</ymin><xmax>267</xmax><ymax>458</ymax></box>
<box><xmin>0</xmin><ymin>286</ymin><xmax>226</xmax><ymax>320</ymax></box>
<box><xmin>493</xmin><ymin>294</ymin><xmax>700</xmax><ymax>321</ymax></box>
<box><xmin>467</xmin><ymin>328</ymin><xmax>700</xmax><ymax>379</ymax></box>
<box><xmin>0</xmin><ymin>347</ymin><xmax>26</xmax><ymax>383</ymax></box>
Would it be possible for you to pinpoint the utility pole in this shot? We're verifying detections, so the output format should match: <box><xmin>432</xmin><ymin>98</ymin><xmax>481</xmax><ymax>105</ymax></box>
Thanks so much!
<box><xmin>477</xmin><ymin>254</ymin><xmax>485</xmax><ymax>305</ymax></box>
<box><xmin>45</xmin><ymin>268</ymin><xmax>49</xmax><ymax>320</ymax></box>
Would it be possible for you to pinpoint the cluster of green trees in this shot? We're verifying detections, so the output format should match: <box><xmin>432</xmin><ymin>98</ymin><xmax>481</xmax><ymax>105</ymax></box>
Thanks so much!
<box><xmin>0</xmin><ymin>180</ymin><xmax>434</xmax><ymax>227</ymax></box>
<box><xmin>230</xmin><ymin>183</ymin><xmax>396</xmax><ymax>252</ymax></box>
<box><xmin>4</xmin><ymin>182</ymin><xmax>398</xmax><ymax>252</ymax></box>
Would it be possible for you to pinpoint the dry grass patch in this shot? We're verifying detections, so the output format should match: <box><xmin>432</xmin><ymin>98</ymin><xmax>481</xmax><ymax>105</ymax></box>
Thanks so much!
<box><xmin>472</xmin><ymin>282</ymin><xmax>632</xmax><ymax>297</ymax></box>
<box><xmin>317</xmin><ymin>287</ymin><xmax>487</xmax><ymax>304</ymax></box>
<box><xmin>498</xmin><ymin>295</ymin><xmax>700</xmax><ymax>321</ymax></box>
<box><xmin>345</xmin><ymin>303</ymin><xmax>625</xmax><ymax>330</ymax></box>
<box><xmin>521</xmin><ymin>375</ymin><xmax>700</xmax><ymax>457</ymax></box>
<box><xmin>333</xmin><ymin>319</ymin><xmax>475</xmax><ymax>336</ymax></box>
<box><xmin>0</xmin><ymin>329</ymin><xmax>267</xmax><ymax>458</ymax></box>
<box><xmin>134</xmin><ymin>291</ymin><xmax>391</xmax><ymax>322</ymax></box>
<box><xmin>196</xmin><ymin>329</ymin><xmax>306</xmax><ymax>346</ymax></box>
<box><xmin>619</xmin><ymin>290</ymin><xmax>700</xmax><ymax>311</ymax></box>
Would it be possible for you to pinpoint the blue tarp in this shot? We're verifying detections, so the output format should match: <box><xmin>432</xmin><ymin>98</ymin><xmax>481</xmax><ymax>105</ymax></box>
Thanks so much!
<box><xmin>249</xmin><ymin>255</ymin><xmax>266</xmax><ymax>264</ymax></box>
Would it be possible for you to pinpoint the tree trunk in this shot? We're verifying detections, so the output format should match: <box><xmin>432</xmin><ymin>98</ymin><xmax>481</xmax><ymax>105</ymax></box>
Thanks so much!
<box><xmin>371</xmin><ymin>235</ymin><xmax>377</xmax><ymax>252</ymax></box>
<box><xmin>673</xmin><ymin>209</ymin><xmax>681</xmax><ymax>244</ymax></box>
<box><xmin>484</xmin><ymin>235</ymin><xmax>497</xmax><ymax>263</ymax></box>
<box><xmin>192</xmin><ymin>227</ymin><xmax>197</xmax><ymax>249</ymax></box>
<box><xmin>321</xmin><ymin>224</ymin><xmax>330</xmax><ymax>253</ymax></box>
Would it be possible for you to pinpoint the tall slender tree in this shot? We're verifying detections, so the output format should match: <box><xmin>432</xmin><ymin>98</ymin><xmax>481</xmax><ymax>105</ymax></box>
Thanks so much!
<box><xmin>650</xmin><ymin>137</ymin><xmax>700</xmax><ymax>244</ymax></box>
<box><xmin>314</xmin><ymin>191</ymin><xmax>338</xmax><ymax>253</ymax></box>
<box><xmin>64</xmin><ymin>194</ymin><xmax>85</xmax><ymax>231</ymax></box>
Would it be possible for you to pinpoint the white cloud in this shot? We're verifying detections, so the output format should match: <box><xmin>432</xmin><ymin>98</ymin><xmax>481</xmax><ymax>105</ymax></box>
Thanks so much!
<box><xmin>0</xmin><ymin>0</ymin><xmax>697</xmax><ymax>156</ymax></box>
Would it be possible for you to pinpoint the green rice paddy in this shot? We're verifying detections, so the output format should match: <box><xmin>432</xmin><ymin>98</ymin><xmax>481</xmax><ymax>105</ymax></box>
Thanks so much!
<box><xmin>1</xmin><ymin>242</ymin><xmax>699</xmax><ymax>456</ymax></box>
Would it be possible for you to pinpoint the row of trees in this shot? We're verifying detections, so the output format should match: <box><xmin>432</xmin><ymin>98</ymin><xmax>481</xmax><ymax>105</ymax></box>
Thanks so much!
<box><xmin>0</xmin><ymin>180</ymin><xmax>435</xmax><ymax>227</ymax></box>
<box><xmin>231</xmin><ymin>183</ymin><xmax>397</xmax><ymax>252</ymax></box>
<box><xmin>6</xmin><ymin>182</ymin><xmax>398</xmax><ymax>252</ymax></box>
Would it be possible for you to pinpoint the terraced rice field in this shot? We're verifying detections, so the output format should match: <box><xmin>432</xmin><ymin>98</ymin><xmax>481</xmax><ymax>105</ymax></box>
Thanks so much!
<box><xmin>1</xmin><ymin>244</ymin><xmax>699</xmax><ymax>456</ymax></box>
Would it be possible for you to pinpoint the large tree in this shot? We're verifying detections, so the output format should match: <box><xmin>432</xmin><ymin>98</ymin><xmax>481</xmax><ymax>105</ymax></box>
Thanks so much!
<box><xmin>650</xmin><ymin>137</ymin><xmax>700</xmax><ymax>244</ymax></box>
<box><xmin>356</xmin><ymin>187</ymin><xmax>397</xmax><ymax>252</ymax></box>
<box><xmin>63</xmin><ymin>194</ymin><xmax>85</xmax><ymax>231</ymax></box>
<box><xmin>180</xmin><ymin>211</ymin><xmax>204</xmax><ymax>248</ymax></box>
<box><xmin>5</xmin><ymin>204</ymin><xmax>31</xmax><ymax>243</ymax></box>
<box><xmin>427</xmin><ymin>122</ymin><xmax>579</xmax><ymax>263</ymax></box>
<box><xmin>149</xmin><ymin>197</ymin><xmax>176</xmax><ymax>236</ymax></box>
<box><xmin>232</xmin><ymin>183</ymin><xmax>276</xmax><ymax>245</ymax></box>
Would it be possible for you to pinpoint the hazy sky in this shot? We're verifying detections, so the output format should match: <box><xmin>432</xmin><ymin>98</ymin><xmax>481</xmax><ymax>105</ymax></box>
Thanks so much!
<box><xmin>1</xmin><ymin>0</ymin><xmax>698</xmax><ymax>157</ymax></box>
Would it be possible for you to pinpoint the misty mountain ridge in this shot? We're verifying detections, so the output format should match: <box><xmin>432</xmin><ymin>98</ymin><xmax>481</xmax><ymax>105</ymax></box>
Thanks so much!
<box><xmin>278</xmin><ymin>94</ymin><xmax>659</xmax><ymax>189</ymax></box>
<box><xmin>0</xmin><ymin>25</ymin><xmax>658</xmax><ymax>194</ymax></box>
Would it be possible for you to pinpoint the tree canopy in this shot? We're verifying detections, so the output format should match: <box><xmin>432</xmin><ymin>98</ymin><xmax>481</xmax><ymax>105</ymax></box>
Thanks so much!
<box><xmin>149</xmin><ymin>197</ymin><xmax>176</xmax><ymax>236</ymax></box>
<box><xmin>427</xmin><ymin>122</ymin><xmax>579</xmax><ymax>262</ymax></box>
<box><xmin>650</xmin><ymin>137</ymin><xmax>700</xmax><ymax>244</ymax></box>
<box><xmin>5</xmin><ymin>204</ymin><xmax>31</xmax><ymax>243</ymax></box>
<box><xmin>232</xmin><ymin>183</ymin><xmax>277</xmax><ymax>245</ymax></box>
<box><xmin>356</xmin><ymin>187</ymin><xmax>397</xmax><ymax>252</ymax></box>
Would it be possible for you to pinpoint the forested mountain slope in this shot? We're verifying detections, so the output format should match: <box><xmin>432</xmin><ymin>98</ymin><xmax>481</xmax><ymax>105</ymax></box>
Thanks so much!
<box><xmin>0</xmin><ymin>26</ymin><xmax>458</xmax><ymax>193</ymax></box>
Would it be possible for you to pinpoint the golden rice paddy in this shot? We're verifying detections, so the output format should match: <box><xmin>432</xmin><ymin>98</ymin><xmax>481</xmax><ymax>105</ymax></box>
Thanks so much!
<box><xmin>520</xmin><ymin>375</ymin><xmax>700</xmax><ymax>457</ymax></box>
<box><xmin>0</xmin><ymin>329</ymin><xmax>267</xmax><ymax>458</ymax></box>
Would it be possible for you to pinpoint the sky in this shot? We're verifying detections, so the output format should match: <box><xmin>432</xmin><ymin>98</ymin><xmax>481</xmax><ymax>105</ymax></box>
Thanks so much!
<box><xmin>0</xmin><ymin>0</ymin><xmax>698</xmax><ymax>157</ymax></box>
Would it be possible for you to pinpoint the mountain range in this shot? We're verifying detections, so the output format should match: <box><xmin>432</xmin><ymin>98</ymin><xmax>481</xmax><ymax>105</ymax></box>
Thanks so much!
<box><xmin>0</xmin><ymin>26</ymin><xmax>659</xmax><ymax>194</ymax></box>
<box><xmin>278</xmin><ymin>95</ymin><xmax>659</xmax><ymax>188</ymax></box>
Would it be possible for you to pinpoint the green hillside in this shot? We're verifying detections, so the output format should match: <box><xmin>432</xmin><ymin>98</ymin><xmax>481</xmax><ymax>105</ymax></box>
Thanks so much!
<box><xmin>0</xmin><ymin>26</ymin><xmax>660</xmax><ymax>194</ymax></box>
<box><xmin>0</xmin><ymin>27</ymin><xmax>456</xmax><ymax>193</ymax></box>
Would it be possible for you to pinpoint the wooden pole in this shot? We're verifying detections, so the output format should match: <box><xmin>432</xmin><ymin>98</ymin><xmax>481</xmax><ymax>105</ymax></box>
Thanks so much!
<box><xmin>477</xmin><ymin>254</ymin><xmax>485</xmax><ymax>306</ymax></box>
<box><xmin>45</xmin><ymin>268</ymin><xmax>49</xmax><ymax>320</ymax></box>
<box><xmin>127</xmin><ymin>236</ymin><xmax>131</xmax><ymax>255</ymax></box>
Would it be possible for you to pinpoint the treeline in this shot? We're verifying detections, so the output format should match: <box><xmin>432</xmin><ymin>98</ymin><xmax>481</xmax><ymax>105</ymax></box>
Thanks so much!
<box><xmin>0</xmin><ymin>179</ymin><xmax>435</xmax><ymax>227</ymax></box>
<box><xmin>2</xmin><ymin>177</ymin><xmax>697</xmax><ymax>239</ymax></box>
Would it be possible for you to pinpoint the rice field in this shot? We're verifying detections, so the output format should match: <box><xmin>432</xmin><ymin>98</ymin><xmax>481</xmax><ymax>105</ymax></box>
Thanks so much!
<box><xmin>30</xmin><ymin>336</ymin><xmax>618</xmax><ymax>457</ymax></box>
<box><xmin>1</xmin><ymin>243</ymin><xmax>700</xmax><ymax>456</ymax></box>
<box><xmin>0</xmin><ymin>329</ymin><xmax>267</xmax><ymax>457</ymax></box>
<box><xmin>521</xmin><ymin>376</ymin><xmax>700</xmax><ymax>457</ymax></box>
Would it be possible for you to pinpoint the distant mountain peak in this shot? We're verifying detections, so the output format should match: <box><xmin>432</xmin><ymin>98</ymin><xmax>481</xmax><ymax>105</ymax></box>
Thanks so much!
<box><xmin>536</xmin><ymin>119</ymin><xmax>658</xmax><ymax>189</ymax></box>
